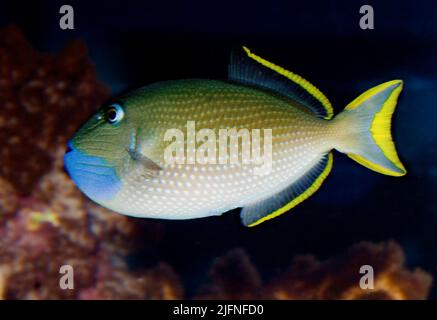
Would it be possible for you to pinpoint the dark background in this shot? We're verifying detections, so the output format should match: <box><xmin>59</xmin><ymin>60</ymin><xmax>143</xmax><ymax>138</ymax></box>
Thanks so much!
<box><xmin>1</xmin><ymin>0</ymin><xmax>436</xmax><ymax>298</ymax></box>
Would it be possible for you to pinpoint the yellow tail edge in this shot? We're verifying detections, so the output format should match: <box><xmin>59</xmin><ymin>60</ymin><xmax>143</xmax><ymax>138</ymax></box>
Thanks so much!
<box><xmin>344</xmin><ymin>80</ymin><xmax>407</xmax><ymax>177</ymax></box>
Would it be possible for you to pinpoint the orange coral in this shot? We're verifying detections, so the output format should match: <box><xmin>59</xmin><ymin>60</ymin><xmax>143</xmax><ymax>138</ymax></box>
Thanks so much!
<box><xmin>197</xmin><ymin>242</ymin><xmax>432</xmax><ymax>300</ymax></box>
<box><xmin>265</xmin><ymin>241</ymin><xmax>432</xmax><ymax>300</ymax></box>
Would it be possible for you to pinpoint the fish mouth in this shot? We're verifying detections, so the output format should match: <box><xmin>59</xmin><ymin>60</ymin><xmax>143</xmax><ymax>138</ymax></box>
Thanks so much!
<box><xmin>63</xmin><ymin>140</ymin><xmax>121</xmax><ymax>202</ymax></box>
<box><xmin>65</xmin><ymin>140</ymin><xmax>74</xmax><ymax>154</ymax></box>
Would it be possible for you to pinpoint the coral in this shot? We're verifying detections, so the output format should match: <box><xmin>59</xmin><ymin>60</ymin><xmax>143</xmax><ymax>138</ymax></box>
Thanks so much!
<box><xmin>0</xmin><ymin>25</ymin><xmax>108</xmax><ymax>195</ymax></box>
<box><xmin>196</xmin><ymin>248</ymin><xmax>262</xmax><ymax>300</ymax></box>
<box><xmin>0</xmin><ymin>178</ymin><xmax>18</xmax><ymax>220</ymax></box>
<box><xmin>77</xmin><ymin>263</ymin><xmax>183</xmax><ymax>300</ymax></box>
<box><xmin>0</xmin><ymin>26</ymin><xmax>182</xmax><ymax>300</ymax></box>
<box><xmin>265</xmin><ymin>241</ymin><xmax>432</xmax><ymax>300</ymax></box>
<box><xmin>197</xmin><ymin>242</ymin><xmax>432</xmax><ymax>300</ymax></box>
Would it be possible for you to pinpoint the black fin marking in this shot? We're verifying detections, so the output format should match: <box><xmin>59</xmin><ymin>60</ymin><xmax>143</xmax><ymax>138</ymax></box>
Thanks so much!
<box><xmin>229</xmin><ymin>47</ymin><xmax>333</xmax><ymax>119</ymax></box>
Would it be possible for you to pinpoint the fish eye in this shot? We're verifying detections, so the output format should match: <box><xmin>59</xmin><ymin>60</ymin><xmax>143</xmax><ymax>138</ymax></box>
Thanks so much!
<box><xmin>105</xmin><ymin>103</ymin><xmax>124</xmax><ymax>124</ymax></box>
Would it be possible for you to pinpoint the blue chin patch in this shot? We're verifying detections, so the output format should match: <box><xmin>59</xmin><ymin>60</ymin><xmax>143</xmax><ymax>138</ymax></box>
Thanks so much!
<box><xmin>64</xmin><ymin>141</ymin><xmax>121</xmax><ymax>202</ymax></box>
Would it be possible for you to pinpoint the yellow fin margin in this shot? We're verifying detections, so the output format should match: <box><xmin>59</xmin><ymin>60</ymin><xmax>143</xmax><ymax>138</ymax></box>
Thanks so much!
<box><xmin>242</xmin><ymin>46</ymin><xmax>334</xmax><ymax>120</ymax></box>
<box><xmin>248</xmin><ymin>152</ymin><xmax>334</xmax><ymax>227</ymax></box>
<box><xmin>345</xmin><ymin>80</ymin><xmax>406</xmax><ymax>176</ymax></box>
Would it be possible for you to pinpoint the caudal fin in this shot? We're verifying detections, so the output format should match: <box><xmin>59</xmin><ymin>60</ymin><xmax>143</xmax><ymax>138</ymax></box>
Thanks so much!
<box><xmin>333</xmin><ymin>80</ymin><xmax>406</xmax><ymax>176</ymax></box>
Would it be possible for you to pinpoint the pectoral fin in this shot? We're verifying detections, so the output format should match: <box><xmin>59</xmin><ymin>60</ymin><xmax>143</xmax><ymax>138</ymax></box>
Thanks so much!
<box><xmin>128</xmin><ymin>148</ymin><xmax>162</xmax><ymax>179</ymax></box>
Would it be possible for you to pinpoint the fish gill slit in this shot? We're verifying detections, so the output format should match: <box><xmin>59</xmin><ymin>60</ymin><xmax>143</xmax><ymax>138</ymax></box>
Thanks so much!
<box><xmin>123</xmin><ymin>128</ymin><xmax>138</xmax><ymax>174</ymax></box>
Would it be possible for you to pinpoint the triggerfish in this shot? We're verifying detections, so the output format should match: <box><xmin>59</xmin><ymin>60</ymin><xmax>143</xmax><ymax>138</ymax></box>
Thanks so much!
<box><xmin>64</xmin><ymin>47</ymin><xmax>406</xmax><ymax>227</ymax></box>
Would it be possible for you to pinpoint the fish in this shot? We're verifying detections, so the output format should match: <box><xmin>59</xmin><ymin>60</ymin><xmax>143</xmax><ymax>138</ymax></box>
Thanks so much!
<box><xmin>64</xmin><ymin>47</ymin><xmax>406</xmax><ymax>227</ymax></box>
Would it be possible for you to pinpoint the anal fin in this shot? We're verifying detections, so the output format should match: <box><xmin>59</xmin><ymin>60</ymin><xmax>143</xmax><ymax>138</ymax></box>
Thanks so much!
<box><xmin>241</xmin><ymin>152</ymin><xmax>333</xmax><ymax>227</ymax></box>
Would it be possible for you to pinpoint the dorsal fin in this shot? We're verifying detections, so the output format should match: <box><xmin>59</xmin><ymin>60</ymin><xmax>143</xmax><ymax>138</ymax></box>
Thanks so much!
<box><xmin>229</xmin><ymin>46</ymin><xmax>334</xmax><ymax>120</ymax></box>
<box><xmin>240</xmin><ymin>152</ymin><xmax>333</xmax><ymax>227</ymax></box>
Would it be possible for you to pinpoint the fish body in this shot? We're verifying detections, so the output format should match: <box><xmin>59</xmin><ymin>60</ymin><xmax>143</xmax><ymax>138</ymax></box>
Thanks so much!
<box><xmin>65</xmin><ymin>47</ymin><xmax>406</xmax><ymax>226</ymax></box>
